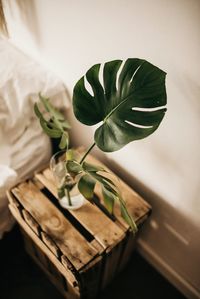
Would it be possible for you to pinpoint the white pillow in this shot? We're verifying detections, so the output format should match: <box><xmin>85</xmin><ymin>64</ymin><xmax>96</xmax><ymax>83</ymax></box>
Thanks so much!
<box><xmin>0</xmin><ymin>38</ymin><xmax>70</xmax><ymax>238</ymax></box>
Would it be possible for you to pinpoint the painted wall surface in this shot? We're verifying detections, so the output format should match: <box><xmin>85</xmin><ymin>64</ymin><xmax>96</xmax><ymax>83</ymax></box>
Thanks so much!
<box><xmin>3</xmin><ymin>0</ymin><xmax>200</xmax><ymax>295</ymax></box>
<box><xmin>5</xmin><ymin>0</ymin><xmax>200</xmax><ymax>223</ymax></box>
<box><xmin>4</xmin><ymin>0</ymin><xmax>200</xmax><ymax>222</ymax></box>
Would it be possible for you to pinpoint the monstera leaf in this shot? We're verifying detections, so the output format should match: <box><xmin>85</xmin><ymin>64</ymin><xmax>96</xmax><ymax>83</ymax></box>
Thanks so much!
<box><xmin>73</xmin><ymin>58</ymin><xmax>167</xmax><ymax>152</ymax></box>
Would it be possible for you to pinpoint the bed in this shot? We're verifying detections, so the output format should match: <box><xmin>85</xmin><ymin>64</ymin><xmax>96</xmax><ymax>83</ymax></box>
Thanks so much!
<box><xmin>0</xmin><ymin>39</ymin><xmax>69</xmax><ymax>238</ymax></box>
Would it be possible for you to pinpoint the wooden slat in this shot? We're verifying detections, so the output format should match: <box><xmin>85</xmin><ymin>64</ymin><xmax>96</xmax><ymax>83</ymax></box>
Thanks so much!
<box><xmin>6</xmin><ymin>190</ymin><xmax>22</xmax><ymax>217</ymax></box>
<box><xmin>90</xmin><ymin>239</ymin><xmax>104</xmax><ymax>254</ymax></box>
<box><xmin>45</xmin><ymin>257</ymin><xmax>66</xmax><ymax>290</ymax></box>
<box><xmin>22</xmin><ymin>209</ymin><xmax>40</xmax><ymax>236</ymax></box>
<box><xmin>117</xmin><ymin>230</ymin><xmax>136</xmax><ymax>272</ymax></box>
<box><xmin>41</xmin><ymin>231</ymin><xmax>60</xmax><ymax>258</ymax></box>
<box><xmin>21</xmin><ymin>228</ymin><xmax>39</xmax><ymax>260</ymax></box>
<box><xmin>101</xmin><ymin>233</ymin><xmax>126</xmax><ymax>289</ymax></box>
<box><xmin>36</xmin><ymin>171</ymin><xmax>57</xmax><ymax>196</ymax></box>
<box><xmin>36</xmin><ymin>168</ymin><xmax>125</xmax><ymax>249</ymax></box>
<box><xmin>9</xmin><ymin>204</ymin><xmax>80</xmax><ymax>298</ymax></box>
<box><xmin>32</xmin><ymin>176</ymin><xmax>44</xmax><ymax>190</ymax></box>
<box><xmin>11</xmin><ymin>181</ymin><xmax>98</xmax><ymax>271</ymax></box>
<box><xmin>32</xmin><ymin>239</ymin><xmax>50</xmax><ymax>269</ymax></box>
<box><xmin>28</xmin><ymin>240</ymin><xmax>78</xmax><ymax>299</ymax></box>
<box><xmin>61</xmin><ymin>255</ymin><xmax>77</xmax><ymax>277</ymax></box>
<box><xmin>79</xmin><ymin>255</ymin><xmax>102</xmax><ymax>299</ymax></box>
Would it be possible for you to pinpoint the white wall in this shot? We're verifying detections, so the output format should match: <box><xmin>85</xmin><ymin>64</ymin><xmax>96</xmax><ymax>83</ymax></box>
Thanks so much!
<box><xmin>3</xmin><ymin>0</ymin><xmax>200</xmax><ymax>296</ymax></box>
<box><xmin>4</xmin><ymin>0</ymin><xmax>200</xmax><ymax>222</ymax></box>
<box><xmin>5</xmin><ymin>0</ymin><xmax>200</xmax><ymax>220</ymax></box>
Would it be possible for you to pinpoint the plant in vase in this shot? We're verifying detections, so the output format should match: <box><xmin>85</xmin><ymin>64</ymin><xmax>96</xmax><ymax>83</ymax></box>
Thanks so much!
<box><xmin>34</xmin><ymin>58</ymin><xmax>167</xmax><ymax>233</ymax></box>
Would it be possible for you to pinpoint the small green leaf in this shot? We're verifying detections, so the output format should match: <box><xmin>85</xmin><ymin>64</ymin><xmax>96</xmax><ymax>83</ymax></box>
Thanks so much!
<box><xmin>102</xmin><ymin>186</ymin><xmax>116</xmax><ymax>214</ymax></box>
<box><xmin>90</xmin><ymin>172</ymin><xmax>117</xmax><ymax>191</ymax></box>
<box><xmin>59</xmin><ymin>132</ymin><xmax>69</xmax><ymax>150</ymax></box>
<box><xmin>120</xmin><ymin>199</ymin><xmax>137</xmax><ymax>233</ymax></box>
<box><xmin>35</xmin><ymin>94</ymin><xmax>71</xmax><ymax>147</ymax></box>
<box><xmin>78</xmin><ymin>174</ymin><xmax>96</xmax><ymax>199</ymax></box>
<box><xmin>40</xmin><ymin>118</ymin><xmax>62</xmax><ymax>138</ymax></box>
<box><xmin>48</xmin><ymin>120</ymin><xmax>60</xmax><ymax>130</ymax></box>
<box><xmin>57</xmin><ymin>187</ymin><xmax>65</xmax><ymax>199</ymax></box>
<box><xmin>96</xmin><ymin>173</ymin><xmax>116</xmax><ymax>187</ymax></box>
<box><xmin>82</xmin><ymin>161</ymin><xmax>105</xmax><ymax>172</ymax></box>
<box><xmin>34</xmin><ymin>102</ymin><xmax>51</xmax><ymax>128</ymax></box>
<box><xmin>66</xmin><ymin>160</ymin><xmax>82</xmax><ymax>175</ymax></box>
<box><xmin>39</xmin><ymin>93</ymin><xmax>65</xmax><ymax>120</ymax></box>
<box><xmin>50</xmin><ymin>107</ymin><xmax>65</xmax><ymax>121</ymax></box>
<box><xmin>34</xmin><ymin>102</ymin><xmax>43</xmax><ymax>119</ymax></box>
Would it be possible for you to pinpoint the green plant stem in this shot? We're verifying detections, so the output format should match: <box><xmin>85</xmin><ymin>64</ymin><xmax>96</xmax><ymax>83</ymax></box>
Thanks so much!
<box><xmin>65</xmin><ymin>188</ymin><xmax>72</xmax><ymax>206</ymax></box>
<box><xmin>79</xmin><ymin>142</ymin><xmax>96</xmax><ymax>165</ymax></box>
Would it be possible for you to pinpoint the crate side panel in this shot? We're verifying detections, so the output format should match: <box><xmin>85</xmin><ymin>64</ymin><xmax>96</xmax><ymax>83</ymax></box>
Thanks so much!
<box><xmin>11</xmin><ymin>182</ymin><xmax>98</xmax><ymax>271</ymax></box>
<box><xmin>79</xmin><ymin>256</ymin><xmax>103</xmax><ymax>299</ymax></box>
<box><xmin>101</xmin><ymin>235</ymin><xmax>126</xmax><ymax>290</ymax></box>
<box><xmin>9</xmin><ymin>204</ymin><xmax>80</xmax><ymax>299</ymax></box>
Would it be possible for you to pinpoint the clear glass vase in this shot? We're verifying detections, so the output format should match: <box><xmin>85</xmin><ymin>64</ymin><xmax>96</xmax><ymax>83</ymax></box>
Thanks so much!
<box><xmin>50</xmin><ymin>150</ymin><xmax>85</xmax><ymax>210</ymax></box>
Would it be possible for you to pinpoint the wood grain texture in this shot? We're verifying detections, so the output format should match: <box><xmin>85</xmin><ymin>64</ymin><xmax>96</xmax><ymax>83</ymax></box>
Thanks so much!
<box><xmin>9</xmin><ymin>204</ymin><xmax>80</xmax><ymax>299</ymax></box>
<box><xmin>6</xmin><ymin>190</ymin><xmax>22</xmax><ymax>217</ymax></box>
<box><xmin>22</xmin><ymin>209</ymin><xmax>40</xmax><ymax>236</ymax></box>
<box><xmin>11</xmin><ymin>181</ymin><xmax>98</xmax><ymax>271</ymax></box>
<box><xmin>79</xmin><ymin>255</ymin><xmax>102</xmax><ymax>299</ymax></box>
<box><xmin>25</xmin><ymin>235</ymin><xmax>78</xmax><ymax>299</ymax></box>
<box><xmin>41</xmin><ymin>231</ymin><xmax>61</xmax><ymax>258</ymax></box>
<box><xmin>117</xmin><ymin>230</ymin><xmax>136</xmax><ymax>273</ymax></box>
<box><xmin>36</xmin><ymin>168</ymin><xmax>125</xmax><ymax>249</ymax></box>
<box><xmin>101</xmin><ymin>233</ymin><xmax>126</xmax><ymax>289</ymax></box>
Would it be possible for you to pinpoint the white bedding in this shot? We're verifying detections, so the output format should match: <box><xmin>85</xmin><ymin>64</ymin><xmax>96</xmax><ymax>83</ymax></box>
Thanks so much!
<box><xmin>0</xmin><ymin>38</ymin><xmax>70</xmax><ymax>238</ymax></box>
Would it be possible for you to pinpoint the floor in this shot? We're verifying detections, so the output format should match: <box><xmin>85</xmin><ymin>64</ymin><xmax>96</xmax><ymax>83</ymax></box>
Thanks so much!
<box><xmin>0</xmin><ymin>225</ymin><xmax>186</xmax><ymax>299</ymax></box>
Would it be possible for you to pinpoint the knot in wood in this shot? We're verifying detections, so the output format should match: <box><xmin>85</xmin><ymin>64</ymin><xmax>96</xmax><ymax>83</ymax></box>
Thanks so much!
<box><xmin>50</xmin><ymin>215</ymin><xmax>61</xmax><ymax>228</ymax></box>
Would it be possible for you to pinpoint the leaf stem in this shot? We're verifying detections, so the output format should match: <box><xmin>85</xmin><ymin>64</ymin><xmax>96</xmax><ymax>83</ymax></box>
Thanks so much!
<box><xmin>79</xmin><ymin>142</ymin><xmax>96</xmax><ymax>165</ymax></box>
<box><xmin>65</xmin><ymin>188</ymin><xmax>72</xmax><ymax>206</ymax></box>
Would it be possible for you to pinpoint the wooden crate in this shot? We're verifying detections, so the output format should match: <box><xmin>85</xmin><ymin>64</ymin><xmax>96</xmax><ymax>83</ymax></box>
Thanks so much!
<box><xmin>7</xmin><ymin>154</ymin><xmax>151</xmax><ymax>299</ymax></box>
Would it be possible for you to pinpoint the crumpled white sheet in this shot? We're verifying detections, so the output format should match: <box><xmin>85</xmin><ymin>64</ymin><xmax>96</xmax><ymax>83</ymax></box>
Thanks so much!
<box><xmin>0</xmin><ymin>38</ymin><xmax>70</xmax><ymax>238</ymax></box>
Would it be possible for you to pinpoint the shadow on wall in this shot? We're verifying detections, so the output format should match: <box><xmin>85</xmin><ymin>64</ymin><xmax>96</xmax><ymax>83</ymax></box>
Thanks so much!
<box><xmin>106</xmin><ymin>156</ymin><xmax>199</xmax><ymax>233</ymax></box>
<box><xmin>105</xmin><ymin>157</ymin><xmax>200</xmax><ymax>294</ymax></box>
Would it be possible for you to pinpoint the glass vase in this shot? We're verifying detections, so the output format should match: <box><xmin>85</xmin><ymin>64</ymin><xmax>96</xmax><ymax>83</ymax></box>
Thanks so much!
<box><xmin>50</xmin><ymin>150</ymin><xmax>85</xmax><ymax>210</ymax></box>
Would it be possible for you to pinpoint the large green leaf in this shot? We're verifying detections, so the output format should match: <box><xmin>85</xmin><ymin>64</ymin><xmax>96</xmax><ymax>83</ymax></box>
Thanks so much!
<box><xmin>73</xmin><ymin>58</ymin><xmax>167</xmax><ymax>152</ymax></box>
